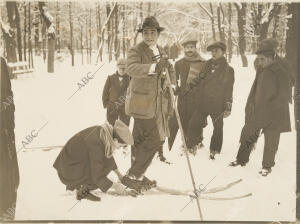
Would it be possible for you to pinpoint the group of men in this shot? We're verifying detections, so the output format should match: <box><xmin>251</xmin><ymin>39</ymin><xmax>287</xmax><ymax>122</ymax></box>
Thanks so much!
<box><xmin>53</xmin><ymin>16</ymin><xmax>293</xmax><ymax>201</ymax></box>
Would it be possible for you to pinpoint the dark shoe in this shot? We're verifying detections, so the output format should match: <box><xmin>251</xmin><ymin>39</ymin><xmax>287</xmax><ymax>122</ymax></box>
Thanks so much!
<box><xmin>142</xmin><ymin>176</ymin><xmax>157</xmax><ymax>189</ymax></box>
<box><xmin>259</xmin><ymin>167</ymin><xmax>272</xmax><ymax>176</ymax></box>
<box><xmin>229</xmin><ymin>160</ymin><xmax>246</xmax><ymax>167</ymax></box>
<box><xmin>121</xmin><ymin>175</ymin><xmax>144</xmax><ymax>192</ymax></box>
<box><xmin>76</xmin><ymin>185</ymin><xmax>101</xmax><ymax>201</ymax></box>
<box><xmin>209</xmin><ymin>150</ymin><xmax>217</xmax><ymax>160</ymax></box>
<box><xmin>158</xmin><ymin>152</ymin><xmax>167</xmax><ymax>162</ymax></box>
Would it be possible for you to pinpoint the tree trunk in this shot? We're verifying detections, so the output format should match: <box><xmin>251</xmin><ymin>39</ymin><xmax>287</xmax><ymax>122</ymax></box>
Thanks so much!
<box><xmin>39</xmin><ymin>2</ymin><xmax>55</xmax><ymax>73</ymax></box>
<box><xmin>5</xmin><ymin>2</ymin><xmax>17</xmax><ymax>63</ymax></box>
<box><xmin>33</xmin><ymin>3</ymin><xmax>40</xmax><ymax>56</ymax></box>
<box><xmin>24</xmin><ymin>4</ymin><xmax>27</xmax><ymax>61</ymax></box>
<box><xmin>15</xmin><ymin>3</ymin><xmax>22</xmax><ymax>61</ymax></box>
<box><xmin>89</xmin><ymin>8</ymin><xmax>92</xmax><ymax>63</ymax></box>
<box><xmin>148</xmin><ymin>2</ymin><xmax>151</xmax><ymax>16</ymax></box>
<box><xmin>217</xmin><ymin>6</ymin><xmax>225</xmax><ymax>43</ymax></box>
<box><xmin>85</xmin><ymin>11</ymin><xmax>89</xmax><ymax>64</ymax></box>
<box><xmin>272</xmin><ymin>5</ymin><xmax>282</xmax><ymax>38</ymax></box>
<box><xmin>227</xmin><ymin>3</ymin><xmax>233</xmax><ymax>63</ymax></box>
<box><xmin>122</xmin><ymin>4</ymin><xmax>126</xmax><ymax>58</ymax></box>
<box><xmin>114</xmin><ymin>3</ymin><xmax>119</xmax><ymax>60</ymax></box>
<box><xmin>106</xmin><ymin>3</ymin><xmax>111</xmax><ymax>61</ymax></box>
<box><xmin>56</xmin><ymin>1</ymin><xmax>60</xmax><ymax>53</ymax></box>
<box><xmin>80</xmin><ymin>24</ymin><xmax>83</xmax><ymax>65</ymax></box>
<box><xmin>209</xmin><ymin>3</ymin><xmax>216</xmax><ymax>41</ymax></box>
<box><xmin>28</xmin><ymin>2</ymin><xmax>33</xmax><ymax>68</ymax></box>
<box><xmin>235</xmin><ymin>3</ymin><xmax>248</xmax><ymax>67</ymax></box>
<box><xmin>69</xmin><ymin>2</ymin><xmax>74</xmax><ymax>66</ymax></box>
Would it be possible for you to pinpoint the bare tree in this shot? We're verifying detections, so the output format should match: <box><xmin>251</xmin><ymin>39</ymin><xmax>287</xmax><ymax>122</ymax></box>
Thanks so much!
<box><xmin>69</xmin><ymin>2</ymin><xmax>74</xmax><ymax>66</ymax></box>
<box><xmin>5</xmin><ymin>2</ymin><xmax>17</xmax><ymax>63</ymax></box>
<box><xmin>15</xmin><ymin>3</ymin><xmax>22</xmax><ymax>61</ymax></box>
<box><xmin>234</xmin><ymin>3</ymin><xmax>248</xmax><ymax>67</ymax></box>
<box><xmin>197</xmin><ymin>3</ymin><xmax>216</xmax><ymax>41</ymax></box>
<box><xmin>227</xmin><ymin>3</ymin><xmax>233</xmax><ymax>62</ymax></box>
<box><xmin>39</xmin><ymin>1</ymin><xmax>56</xmax><ymax>73</ymax></box>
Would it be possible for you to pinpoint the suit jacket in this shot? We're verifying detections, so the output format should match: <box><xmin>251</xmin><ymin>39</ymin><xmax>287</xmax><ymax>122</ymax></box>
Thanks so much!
<box><xmin>245</xmin><ymin>61</ymin><xmax>291</xmax><ymax>133</ymax></box>
<box><xmin>53</xmin><ymin>126</ymin><xmax>117</xmax><ymax>192</ymax></box>
<box><xmin>125</xmin><ymin>41</ymin><xmax>176</xmax><ymax>140</ymax></box>
<box><xmin>102</xmin><ymin>72</ymin><xmax>129</xmax><ymax>109</ymax></box>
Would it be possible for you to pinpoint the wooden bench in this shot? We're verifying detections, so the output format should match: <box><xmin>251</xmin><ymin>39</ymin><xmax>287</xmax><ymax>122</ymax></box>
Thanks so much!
<box><xmin>7</xmin><ymin>61</ymin><xmax>34</xmax><ymax>79</ymax></box>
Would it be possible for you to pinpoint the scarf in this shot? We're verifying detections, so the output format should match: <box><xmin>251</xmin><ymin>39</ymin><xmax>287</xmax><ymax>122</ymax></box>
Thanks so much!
<box><xmin>185</xmin><ymin>52</ymin><xmax>205</xmax><ymax>88</ymax></box>
<box><xmin>99</xmin><ymin>122</ymin><xmax>117</xmax><ymax>158</ymax></box>
<box><xmin>184</xmin><ymin>51</ymin><xmax>205</xmax><ymax>62</ymax></box>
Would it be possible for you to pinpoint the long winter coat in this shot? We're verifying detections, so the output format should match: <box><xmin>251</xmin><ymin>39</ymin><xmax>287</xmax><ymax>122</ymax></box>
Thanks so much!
<box><xmin>244</xmin><ymin>61</ymin><xmax>291</xmax><ymax>133</ymax></box>
<box><xmin>125</xmin><ymin>41</ymin><xmax>176</xmax><ymax>140</ymax></box>
<box><xmin>53</xmin><ymin>126</ymin><xmax>117</xmax><ymax>192</ymax></box>
<box><xmin>0</xmin><ymin>57</ymin><xmax>19</xmax><ymax>220</ymax></box>
<box><xmin>195</xmin><ymin>57</ymin><xmax>235</xmax><ymax>114</ymax></box>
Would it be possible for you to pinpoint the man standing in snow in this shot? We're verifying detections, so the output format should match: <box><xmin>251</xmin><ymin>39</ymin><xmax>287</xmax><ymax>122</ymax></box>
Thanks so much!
<box><xmin>102</xmin><ymin>58</ymin><xmax>130</xmax><ymax>126</ymax></box>
<box><xmin>0</xmin><ymin>56</ymin><xmax>19</xmax><ymax>220</ymax></box>
<box><xmin>168</xmin><ymin>33</ymin><xmax>206</xmax><ymax>154</ymax></box>
<box><xmin>230</xmin><ymin>39</ymin><xmax>291</xmax><ymax>176</ymax></box>
<box><xmin>53</xmin><ymin>120</ymin><xmax>138</xmax><ymax>201</ymax></box>
<box><xmin>122</xmin><ymin>16</ymin><xmax>176</xmax><ymax>191</ymax></box>
<box><xmin>187</xmin><ymin>41</ymin><xmax>234</xmax><ymax>160</ymax></box>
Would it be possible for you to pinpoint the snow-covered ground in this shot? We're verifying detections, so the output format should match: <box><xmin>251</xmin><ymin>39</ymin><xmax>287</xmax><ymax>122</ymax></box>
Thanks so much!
<box><xmin>12</xmin><ymin>53</ymin><xmax>296</xmax><ymax>221</ymax></box>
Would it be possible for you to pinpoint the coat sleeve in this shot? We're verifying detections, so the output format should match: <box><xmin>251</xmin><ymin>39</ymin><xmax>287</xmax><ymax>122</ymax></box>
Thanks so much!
<box><xmin>268</xmin><ymin>72</ymin><xmax>290</xmax><ymax>111</ymax></box>
<box><xmin>102</xmin><ymin>76</ymin><xmax>111</xmax><ymax>108</ymax></box>
<box><xmin>126</xmin><ymin>47</ymin><xmax>153</xmax><ymax>79</ymax></box>
<box><xmin>87</xmin><ymin>141</ymin><xmax>117</xmax><ymax>192</ymax></box>
<box><xmin>223</xmin><ymin>67</ymin><xmax>235</xmax><ymax>111</ymax></box>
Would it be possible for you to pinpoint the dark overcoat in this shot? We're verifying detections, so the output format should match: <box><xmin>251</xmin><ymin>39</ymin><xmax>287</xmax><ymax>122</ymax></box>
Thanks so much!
<box><xmin>195</xmin><ymin>58</ymin><xmax>235</xmax><ymax>115</ymax></box>
<box><xmin>0</xmin><ymin>57</ymin><xmax>19</xmax><ymax>220</ymax></box>
<box><xmin>244</xmin><ymin>62</ymin><xmax>291</xmax><ymax>133</ymax></box>
<box><xmin>53</xmin><ymin>126</ymin><xmax>117</xmax><ymax>192</ymax></box>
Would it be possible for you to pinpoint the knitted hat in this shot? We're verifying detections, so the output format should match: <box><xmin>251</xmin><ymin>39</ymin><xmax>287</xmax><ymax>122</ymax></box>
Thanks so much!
<box><xmin>113</xmin><ymin>119</ymin><xmax>134</xmax><ymax>145</ymax></box>
<box><xmin>255</xmin><ymin>38</ymin><xmax>278</xmax><ymax>55</ymax></box>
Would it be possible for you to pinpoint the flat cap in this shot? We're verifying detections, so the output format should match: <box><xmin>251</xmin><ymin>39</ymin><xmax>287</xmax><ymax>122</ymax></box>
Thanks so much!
<box><xmin>181</xmin><ymin>32</ymin><xmax>198</xmax><ymax>46</ymax></box>
<box><xmin>117</xmin><ymin>58</ymin><xmax>127</xmax><ymax>67</ymax></box>
<box><xmin>207</xmin><ymin>41</ymin><xmax>226</xmax><ymax>52</ymax></box>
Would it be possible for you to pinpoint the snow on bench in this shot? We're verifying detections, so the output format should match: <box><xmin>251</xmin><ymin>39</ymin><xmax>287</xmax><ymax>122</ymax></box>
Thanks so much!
<box><xmin>7</xmin><ymin>61</ymin><xmax>34</xmax><ymax>79</ymax></box>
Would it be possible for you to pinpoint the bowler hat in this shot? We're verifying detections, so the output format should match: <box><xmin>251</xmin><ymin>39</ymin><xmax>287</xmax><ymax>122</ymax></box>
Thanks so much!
<box><xmin>207</xmin><ymin>41</ymin><xmax>226</xmax><ymax>52</ymax></box>
<box><xmin>113</xmin><ymin>119</ymin><xmax>134</xmax><ymax>145</ymax></box>
<box><xmin>137</xmin><ymin>16</ymin><xmax>165</xmax><ymax>33</ymax></box>
<box><xmin>255</xmin><ymin>38</ymin><xmax>278</xmax><ymax>55</ymax></box>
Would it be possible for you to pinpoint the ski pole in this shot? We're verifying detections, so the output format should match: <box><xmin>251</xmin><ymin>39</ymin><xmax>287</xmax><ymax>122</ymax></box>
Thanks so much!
<box><xmin>163</xmin><ymin>64</ymin><xmax>204</xmax><ymax>220</ymax></box>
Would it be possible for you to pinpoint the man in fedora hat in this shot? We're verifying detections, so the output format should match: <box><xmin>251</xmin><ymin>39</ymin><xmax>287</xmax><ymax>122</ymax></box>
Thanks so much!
<box><xmin>229</xmin><ymin>39</ymin><xmax>291</xmax><ymax>176</ymax></box>
<box><xmin>102</xmin><ymin>58</ymin><xmax>130</xmax><ymax>126</ymax></box>
<box><xmin>123</xmin><ymin>16</ymin><xmax>176</xmax><ymax>191</ymax></box>
<box><xmin>168</xmin><ymin>32</ymin><xmax>206</xmax><ymax>155</ymax></box>
<box><xmin>187</xmin><ymin>41</ymin><xmax>234</xmax><ymax>160</ymax></box>
<box><xmin>53</xmin><ymin>119</ymin><xmax>138</xmax><ymax>201</ymax></box>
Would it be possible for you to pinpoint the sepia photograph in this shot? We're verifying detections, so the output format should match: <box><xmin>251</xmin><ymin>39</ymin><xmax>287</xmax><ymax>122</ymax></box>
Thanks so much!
<box><xmin>0</xmin><ymin>0</ymin><xmax>299</xmax><ymax>223</ymax></box>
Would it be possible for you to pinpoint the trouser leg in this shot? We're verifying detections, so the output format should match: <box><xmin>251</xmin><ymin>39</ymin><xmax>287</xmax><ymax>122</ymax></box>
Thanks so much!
<box><xmin>186</xmin><ymin>111</ymin><xmax>206</xmax><ymax>148</ymax></box>
<box><xmin>236</xmin><ymin>124</ymin><xmax>261</xmax><ymax>164</ymax></box>
<box><xmin>210</xmin><ymin>113</ymin><xmax>224</xmax><ymax>153</ymax></box>
<box><xmin>262</xmin><ymin>129</ymin><xmax>281</xmax><ymax>168</ymax></box>
<box><xmin>128</xmin><ymin>118</ymin><xmax>161</xmax><ymax>179</ymax></box>
<box><xmin>168</xmin><ymin>113</ymin><xmax>178</xmax><ymax>151</ymax></box>
<box><xmin>106</xmin><ymin>107</ymin><xmax>118</xmax><ymax>125</ymax></box>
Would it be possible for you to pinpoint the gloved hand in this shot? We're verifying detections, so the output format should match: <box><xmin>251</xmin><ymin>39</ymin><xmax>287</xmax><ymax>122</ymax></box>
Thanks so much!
<box><xmin>223</xmin><ymin>110</ymin><xmax>231</xmax><ymax>118</ymax></box>
<box><xmin>155</xmin><ymin>57</ymin><xmax>170</xmax><ymax>74</ymax></box>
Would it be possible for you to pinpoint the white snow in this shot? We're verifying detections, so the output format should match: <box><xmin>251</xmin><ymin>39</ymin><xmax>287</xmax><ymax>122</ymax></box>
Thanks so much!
<box><xmin>12</xmin><ymin>53</ymin><xmax>296</xmax><ymax>221</ymax></box>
